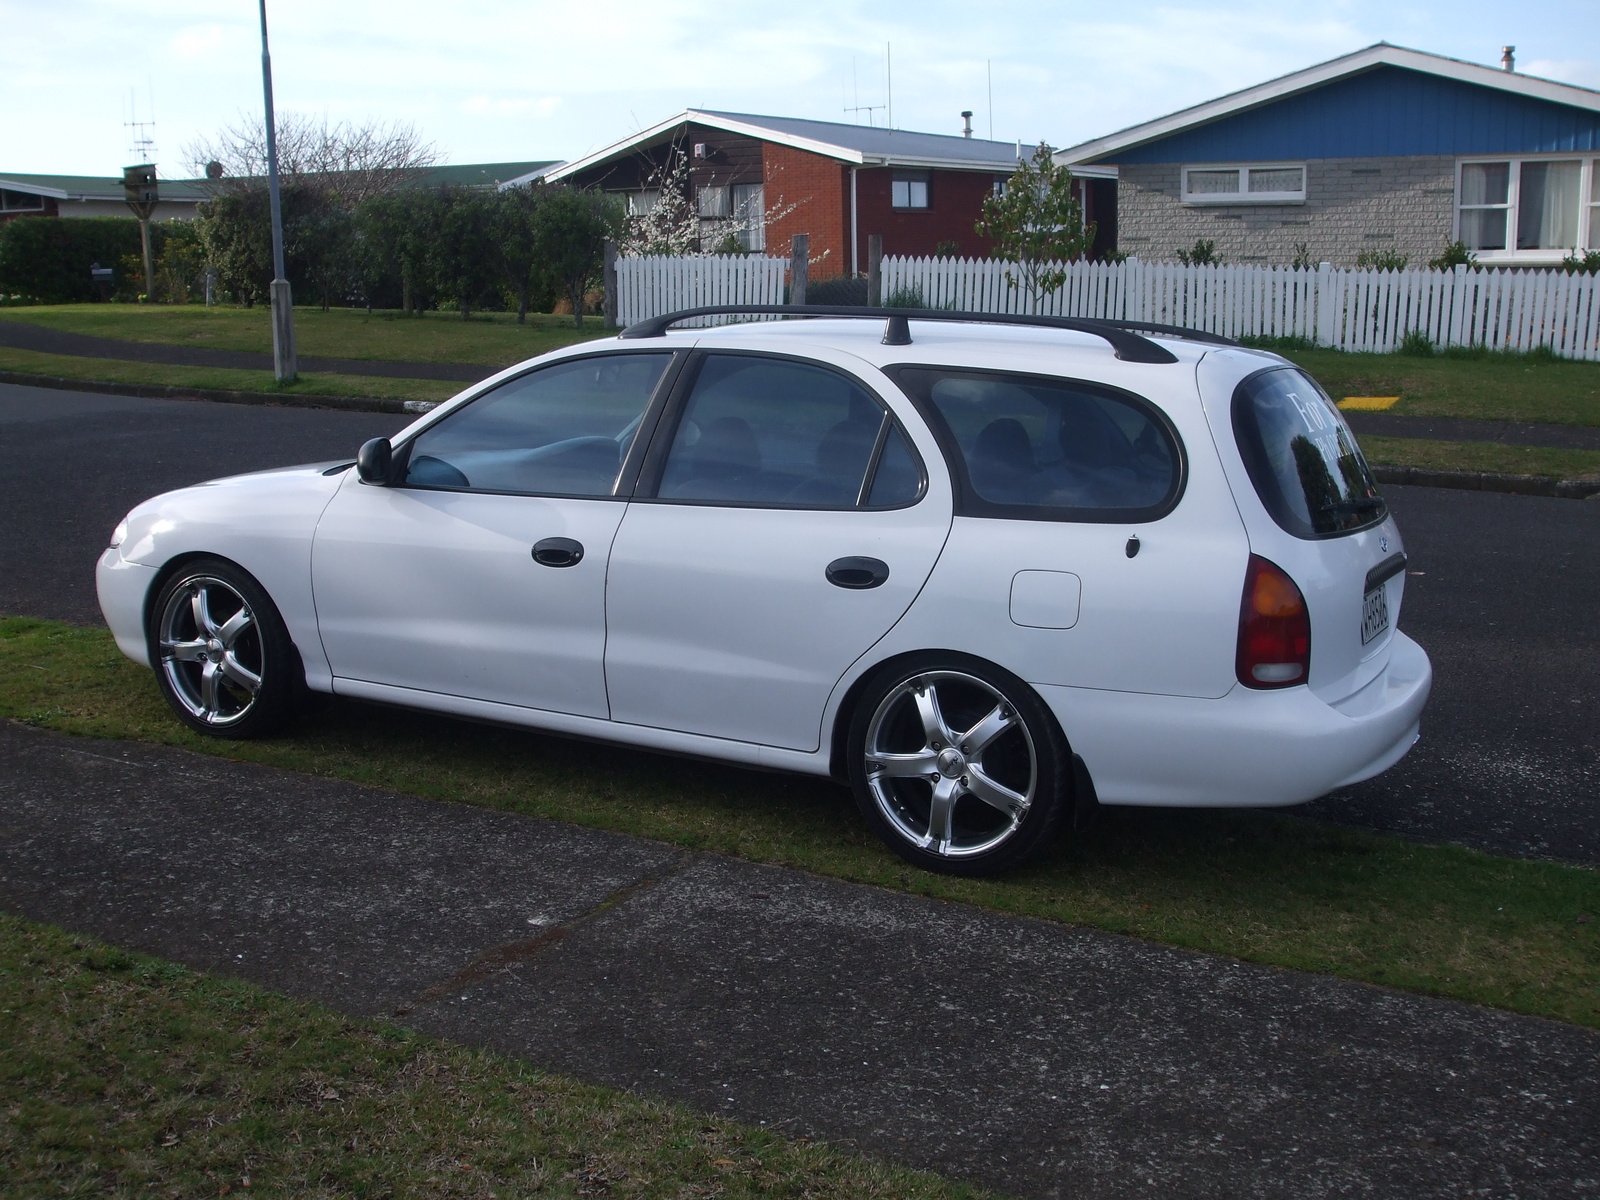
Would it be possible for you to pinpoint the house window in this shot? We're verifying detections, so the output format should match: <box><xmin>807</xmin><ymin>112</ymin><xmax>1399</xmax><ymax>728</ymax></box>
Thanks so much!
<box><xmin>731</xmin><ymin>182</ymin><xmax>765</xmax><ymax>252</ymax></box>
<box><xmin>0</xmin><ymin>188</ymin><xmax>46</xmax><ymax>213</ymax></box>
<box><xmin>992</xmin><ymin>177</ymin><xmax>1008</xmax><ymax>198</ymax></box>
<box><xmin>1181</xmin><ymin>164</ymin><xmax>1306</xmax><ymax>205</ymax></box>
<box><xmin>1457</xmin><ymin>157</ymin><xmax>1596</xmax><ymax>259</ymax></box>
<box><xmin>892</xmin><ymin>171</ymin><xmax>930</xmax><ymax>209</ymax></box>
<box><xmin>626</xmin><ymin>190</ymin><xmax>660</xmax><ymax>217</ymax></box>
<box><xmin>697</xmin><ymin>185</ymin><xmax>730</xmax><ymax>218</ymax></box>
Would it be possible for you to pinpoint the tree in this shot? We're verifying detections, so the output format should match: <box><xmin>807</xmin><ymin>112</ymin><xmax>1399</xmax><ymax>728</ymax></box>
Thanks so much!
<box><xmin>533</xmin><ymin>187</ymin><xmax>622</xmax><ymax>327</ymax></box>
<box><xmin>618</xmin><ymin>150</ymin><xmax>699</xmax><ymax>257</ymax></box>
<box><xmin>185</xmin><ymin>115</ymin><xmax>437</xmax><ymax>206</ymax></box>
<box><xmin>491</xmin><ymin>183</ymin><xmax>554</xmax><ymax>323</ymax></box>
<box><xmin>429</xmin><ymin>187</ymin><xmax>501</xmax><ymax>319</ymax></box>
<box><xmin>974</xmin><ymin>142</ymin><xmax>1095</xmax><ymax>308</ymax></box>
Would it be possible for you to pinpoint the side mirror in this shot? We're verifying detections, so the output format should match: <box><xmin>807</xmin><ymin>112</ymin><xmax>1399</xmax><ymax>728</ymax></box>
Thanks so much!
<box><xmin>355</xmin><ymin>437</ymin><xmax>393</xmax><ymax>484</ymax></box>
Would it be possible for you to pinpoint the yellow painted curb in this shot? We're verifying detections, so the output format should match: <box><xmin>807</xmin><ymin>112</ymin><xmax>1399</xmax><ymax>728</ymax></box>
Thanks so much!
<box><xmin>1338</xmin><ymin>396</ymin><xmax>1401</xmax><ymax>411</ymax></box>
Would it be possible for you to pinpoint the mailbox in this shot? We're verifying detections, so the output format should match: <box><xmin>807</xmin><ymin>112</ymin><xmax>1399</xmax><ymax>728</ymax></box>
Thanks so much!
<box><xmin>89</xmin><ymin>262</ymin><xmax>114</xmax><ymax>302</ymax></box>
<box><xmin>122</xmin><ymin>164</ymin><xmax>159</xmax><ymax>206</ymax></box>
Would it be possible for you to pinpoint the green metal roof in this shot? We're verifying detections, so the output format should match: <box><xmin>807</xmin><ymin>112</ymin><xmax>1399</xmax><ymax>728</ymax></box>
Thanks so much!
<box><xmin>415</xmin><ymin>161</ymin><xmax>559</xmax><ymax>188</ymax></box>
<box><xmin>0</xmin><ymin>171</ymin><xmax>209</xmax><ymax>202</ymax></box>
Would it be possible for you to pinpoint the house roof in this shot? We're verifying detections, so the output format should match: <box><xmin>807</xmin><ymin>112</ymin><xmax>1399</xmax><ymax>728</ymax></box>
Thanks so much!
<box><xmin>415</xmin><ymin>161</ymin><xmax>560</xmax><ymax>188</ymax></box>
<box><xmin>0</xmin><ymin>171</ymin><xmax>210</xmax><ymax>203</ymax></box>
<box><xmin>540</xmin><ymin>110</ymin><xmax>1028</xmax><ymax>185</ymax></box>
<box><xmin>1055</xmin><ymin>43</ymin><xmax>1600</xmax><ymax>164</ymax></box>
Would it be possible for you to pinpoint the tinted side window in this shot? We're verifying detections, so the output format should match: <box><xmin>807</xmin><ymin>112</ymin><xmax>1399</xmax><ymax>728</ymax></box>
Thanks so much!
<box><xmin>894</xmin><ymin>367</ymin><xmax>1183</xmax><ymax>521</ymax></box>
<box><xmin>1231</xmin><ymin>367</ymin><xmax>1386</xmax><ymax>539</ymax></box>
<box><xmin>657</xmin><ymin>354</ymin><xmax>920</xmax><ymax>508</ymax></box>
<box><xmin>402</xmin><ymin>353</ymin><xmax>670</xmax><ymax>497</ymax></box>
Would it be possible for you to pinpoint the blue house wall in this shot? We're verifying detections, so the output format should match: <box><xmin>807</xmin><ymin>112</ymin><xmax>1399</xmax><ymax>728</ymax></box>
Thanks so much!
<box><xmin>1099</xmin><ymin>66</ymin><xmax>1600</xmax><ymax>164</ymax></box>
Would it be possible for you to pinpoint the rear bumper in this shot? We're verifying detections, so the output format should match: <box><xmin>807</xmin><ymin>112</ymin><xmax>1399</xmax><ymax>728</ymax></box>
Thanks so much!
<box><xmin>1037</xmin><ymin>630</ymin><xmax>1432</xmax><ymax>807</ymax></box>
<box><xmin>96</xmin><ymin>548</ymin><xmax>157</xmax><ymax>668</ymax></box>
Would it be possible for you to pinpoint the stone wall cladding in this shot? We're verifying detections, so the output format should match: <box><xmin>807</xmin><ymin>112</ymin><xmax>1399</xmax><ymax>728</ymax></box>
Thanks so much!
<box><xmin>1115</xmin><ymin>156</ymin><xmax>1457</xmax><ymax>267</ymax></box>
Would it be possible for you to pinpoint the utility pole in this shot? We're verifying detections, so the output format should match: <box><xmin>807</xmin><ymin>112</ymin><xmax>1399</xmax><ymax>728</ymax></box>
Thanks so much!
<box><xmin>258</xmin><ymin>0</ymin><xmax>296</xmax><ymax>382</ymax></box>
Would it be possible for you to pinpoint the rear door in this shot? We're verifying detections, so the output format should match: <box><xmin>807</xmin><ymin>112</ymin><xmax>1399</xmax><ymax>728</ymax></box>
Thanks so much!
<box><xmin>603</xmin><ymin>349</ymin><xmax>952</xmax><ymax>752</ymax></box>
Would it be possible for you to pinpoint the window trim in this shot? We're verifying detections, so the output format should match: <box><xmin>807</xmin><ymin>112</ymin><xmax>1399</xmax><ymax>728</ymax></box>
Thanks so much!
<box><xmin>884</xmin><ymin>364</ymin><xmax>1188</xmax><ymax>525</ymax></box>
<box><xmin>0</xmin><ymin>188</ymin><xmax>47</xmax><ymax>213</ymax></box>
<box><xmin>633</xmin><ymin>349</ymin><xmax>929</xmax><ymax>512</ymax></box>
<box><xmin>1180</xmin><ymin>162</ymin><xmax>1306</xmax><ymax>206</ymax></box>
<box><xmin>386</xmin><ymin>348</ymin><xmax>685</xmax><ymax>501</ymax></box>
<box><xmin>1454</xmin><ymin>153</ymin><xmax>1596</xmax><ymax>263</ymax></box>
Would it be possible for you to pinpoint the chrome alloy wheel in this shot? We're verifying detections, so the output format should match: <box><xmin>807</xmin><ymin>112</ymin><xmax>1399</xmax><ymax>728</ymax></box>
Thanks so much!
<box><xmin>863</xmin><ymin>670</ymin><xmax>1037</xmax><ymax>859</ymax></box>
<box><xmin>156</xmin><ymin>575</ymin><xmax>263</xmax><ymax>727</ymax></box>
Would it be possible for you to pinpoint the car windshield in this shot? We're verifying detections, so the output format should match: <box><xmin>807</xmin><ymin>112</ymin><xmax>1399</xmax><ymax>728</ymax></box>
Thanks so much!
<box><xmin>1231</xmin><ymin>367</ymin><xmax>1386</xmax><ymax>538</ymax></box>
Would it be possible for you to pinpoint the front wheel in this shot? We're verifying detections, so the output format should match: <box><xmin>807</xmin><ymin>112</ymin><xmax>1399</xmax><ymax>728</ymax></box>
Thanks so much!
<box><xmin>847</xmin><ymin>655</ymin><xmax>1073</xmax><ymax>876</ymax></box>
<box><xmin>147</xmin><ymin>557</ymin><xmax>300</xmax><ymax>738</ymax></box>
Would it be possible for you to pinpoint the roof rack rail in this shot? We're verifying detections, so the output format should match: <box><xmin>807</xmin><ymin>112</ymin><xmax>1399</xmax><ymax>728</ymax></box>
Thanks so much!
<box><xmin>616</xmin><ymin>305</ymin><xmax>1234</xmax><ymax>363</ymax></box>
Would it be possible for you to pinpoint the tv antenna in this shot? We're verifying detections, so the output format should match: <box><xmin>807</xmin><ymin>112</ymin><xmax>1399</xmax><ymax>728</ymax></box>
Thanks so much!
<box><xmin>124</xmin><ymin>87</ymin><xmax>157</xmax><ymax>163</ymax></box>
<box><xmin>844</xmin><ymin>57</ymin><xmax>884</xmax><ymax>126</ymax></box>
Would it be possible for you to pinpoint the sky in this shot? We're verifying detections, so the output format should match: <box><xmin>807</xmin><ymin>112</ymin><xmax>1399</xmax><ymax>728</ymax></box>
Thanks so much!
<box><xmin>2</xmin><ymin>0</ymin><xmax>1597</xmax><ymax>179</ymax></box>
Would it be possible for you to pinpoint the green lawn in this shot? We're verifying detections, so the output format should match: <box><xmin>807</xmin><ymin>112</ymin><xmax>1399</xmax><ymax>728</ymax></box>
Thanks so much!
<box><xmin>1361</xmin><ymin>435</ymin><xmax>1600</xmax><ymax>481</ymax></box>
<box><xmin>0</xmin><ymin>346</ymin><xmax>459</xmax><ymax>406</ymax></box>
<box><xmin>0</xmin><ymin>304</ymin><xmax>613</xmax><ymax>368</ymax></box>
<box><xmin>3</xmin><ymin>617</ymin><xmax>1596</xmax><ymax>1030</ymax></box>
<box><xmin>0</xmin><ymin>914</ymin><xmax>982</xmax><ymax>1199</ymax></box>
<box><xmin>1283</xmin><ymin>347</ymin><xmax>1600</xmax><ymax>427</ymax></box>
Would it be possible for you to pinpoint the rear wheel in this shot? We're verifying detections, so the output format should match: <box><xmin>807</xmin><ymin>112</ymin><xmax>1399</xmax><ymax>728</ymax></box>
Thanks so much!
<box><xmin>148</xmin><ymin>558</ymin><xmax>299</xmax><ymax>738</ymax></box>
<box><xmin>847</xmin><ymin>655</ymin><xmax>1073</xmax><ymax>876</ymax></box>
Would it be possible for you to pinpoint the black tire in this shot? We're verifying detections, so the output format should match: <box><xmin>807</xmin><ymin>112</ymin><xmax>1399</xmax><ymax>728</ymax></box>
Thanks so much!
<box><xmin>147</xmin><ymin>557</ymin><xmax>300</xmax><ymax>738</ymax></box>
<box><xmin>847</xmin><ymin>653</ymin><xmax>1074</xmax><ymax>876</ymax></box>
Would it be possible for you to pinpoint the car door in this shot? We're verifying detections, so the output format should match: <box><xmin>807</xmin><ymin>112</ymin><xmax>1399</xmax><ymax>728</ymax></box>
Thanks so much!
<box><xmin>603</xmin><ymin>349</ymin><xmax>952</xmax><ymax>752</ymax></box>
<box><xmin>311</xmin><ymin>350</ymin><xmax>676</xmax><ymax>718</ymax></box>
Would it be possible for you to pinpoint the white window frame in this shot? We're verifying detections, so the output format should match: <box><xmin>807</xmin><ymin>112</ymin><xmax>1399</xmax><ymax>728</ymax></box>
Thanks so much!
<box><xmin>0</xmin><ymin>188</ymin><xmax>47</xmax><ymax>213</ymax></box>
<box><xmin>1180</xmin><ymin>162</ymin><xmax>1306</xmax><ymax>205</ymax></box>
<box><xmin>1455</xmin><ymin>153</ymin><xmax>1597</xmax><ymax>264</ymax></box>
<box><xmin>891</xmin><ymin>171</ymin><xmax>931</xmax><ymax>210</ymax></box>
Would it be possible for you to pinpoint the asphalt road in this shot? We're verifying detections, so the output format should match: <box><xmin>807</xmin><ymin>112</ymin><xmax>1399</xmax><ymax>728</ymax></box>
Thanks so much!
<box><xmin>1</xmin><ymin>381</ymin><xmax>1595</xmax><ymax>863</ymax></box>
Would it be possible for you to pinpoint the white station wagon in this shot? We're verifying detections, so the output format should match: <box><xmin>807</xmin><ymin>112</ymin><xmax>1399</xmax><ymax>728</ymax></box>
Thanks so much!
<box><xmin>98</xmin><ymin>307</ymin><xmax>1432</xmax><ymax>875</ymax></box>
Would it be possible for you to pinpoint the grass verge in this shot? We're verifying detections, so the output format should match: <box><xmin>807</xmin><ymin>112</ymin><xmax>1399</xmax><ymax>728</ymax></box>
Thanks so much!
<box><xmin>1359</xmin><ymin>435</ymin><xmax>1600</xmax><ymax>480</ymax></box>
<box><xmin>4</xmin><ymin>617</ymin><xmax>1597</xmax><ymax>1029</ymax></box>
<box><xmin>0</xmin><ymin>305</ymin><xmax>613</xmax><ymax>368</ymax></box>
<box><xmin>0</xmin><ymin>346</ymin><xmax>459</xmax><ymax>405</ymax></box>
<box><xmin>0</xmin><ymin>913</ymin><xmax>981</xmax><ymax>1199</ymax></box>
<box><xmin>1282</xmin><ymin>347</ymin><xmax>1600</xmax><ymax>427</ymax></box>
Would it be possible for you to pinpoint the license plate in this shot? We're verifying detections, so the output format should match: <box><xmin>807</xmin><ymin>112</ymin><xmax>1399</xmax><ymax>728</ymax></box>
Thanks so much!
<box><xmin>1361</xmin><ymin>583</ymin><xmax>1390</xmax><ymax>645</ymax></box>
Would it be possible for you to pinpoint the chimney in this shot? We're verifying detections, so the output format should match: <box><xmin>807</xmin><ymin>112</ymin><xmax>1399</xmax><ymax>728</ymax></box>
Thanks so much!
<box><xmin>1501</xmin><ymin>45</ymin><xmax>1515</xmax><ymax>72</ymax></box>
<box><xmin>961</xmin><ymin>110</ymin><xmax>973</xmax><ymax>138</ymax></box>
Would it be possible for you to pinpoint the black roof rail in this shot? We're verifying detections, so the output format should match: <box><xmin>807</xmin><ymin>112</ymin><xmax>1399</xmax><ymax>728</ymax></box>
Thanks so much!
<box><xmin>615</xmin><ymin>305</ymin><xmax>1225</xmax><ymax>364</ymax></box>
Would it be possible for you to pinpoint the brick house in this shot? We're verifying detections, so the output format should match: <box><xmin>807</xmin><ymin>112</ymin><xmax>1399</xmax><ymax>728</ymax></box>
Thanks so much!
<box><xmin>533</xmin><ymin>110</ymin><xmax>1116</xmax><ymax>278</ymax></box>
<box><xmin>1055</xmin><ymin>44</ymin><xmax>1600</xmax><ymax>268</ymax></box>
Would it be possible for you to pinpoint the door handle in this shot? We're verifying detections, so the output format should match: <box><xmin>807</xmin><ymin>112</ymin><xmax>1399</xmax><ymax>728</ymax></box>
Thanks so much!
<box><xmin>826</xmin><ymin>556</ymin><xmax>889</xmax><ymax>590</ymax></box>
<box><xmin>532</xmin><ymin>537</ymin><xmax>584</xmax><ymax>568</ymax></box>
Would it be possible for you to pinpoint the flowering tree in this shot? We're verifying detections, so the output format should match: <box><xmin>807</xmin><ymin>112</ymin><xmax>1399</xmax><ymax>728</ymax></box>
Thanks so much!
<box><xmin>619</xmin><ymin>150</ymin><xmax>699</xmax><ymax>256</ymax></box>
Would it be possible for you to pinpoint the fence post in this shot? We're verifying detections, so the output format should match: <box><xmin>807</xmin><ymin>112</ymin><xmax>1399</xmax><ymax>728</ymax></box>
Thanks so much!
<box><xmin>602</xmin><ymin>241</ymin><xmax>618</xmax><ymax>328</ymax></box>
<box><xmin>867</xmin><ymin>235</ymin><xmax>883</xmax><ymax>306</ymax></box>
<box><xmin>789</xmin><ymin>234</ymin><xmax>809</xmax><ymax>306</ymax></box>
<box><xmin>1314</xmin><ymin>262</ymin><xmax>1335</xmax><ymax>348</ymax></box>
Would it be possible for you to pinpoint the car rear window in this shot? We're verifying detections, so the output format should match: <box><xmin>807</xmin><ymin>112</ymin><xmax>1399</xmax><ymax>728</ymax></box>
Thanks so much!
<box><xmin>890</xmin><ymin>367</ymin><xmax>1183</xmax><ymax>522</ymax></box>
<box><xmin>1231</xmin><ymin>367</ymin><xmax>1387</xmax><ymax>539</ymax></box>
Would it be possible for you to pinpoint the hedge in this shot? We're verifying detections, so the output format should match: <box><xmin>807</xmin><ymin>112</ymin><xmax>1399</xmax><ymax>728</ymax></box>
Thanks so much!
<box><xmin>0</xmin><ymin>217</ymin><xmax>146</xmax><ymax>303</ymax></box>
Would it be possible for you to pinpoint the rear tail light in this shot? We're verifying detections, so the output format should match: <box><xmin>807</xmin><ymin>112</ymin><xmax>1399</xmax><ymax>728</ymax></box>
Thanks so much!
<box><xmin>1237</xmin><ymin>555</ymin><xmax>1311</xmax><ymax>688</ymax></box>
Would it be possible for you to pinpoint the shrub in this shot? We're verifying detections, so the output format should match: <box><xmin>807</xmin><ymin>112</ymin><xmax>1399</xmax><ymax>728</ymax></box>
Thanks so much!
<box><xmin>1560</xmin><ymin>249</ymin><xmax>1600</xmax><ymax>275</ymax></box>
<box><xmin>884</xmin><ymin>284</ymin><xmax>927</xmax><ymax>308</ymax></box>
<box><xmin>0</xmin><ymin>217</ymin><xmax>144</xmax><ymax>303</ymax></box>
<box><xmin>1398</xmin><ymin>328</ymin><xmax>1435</xmax><ymax>357</ymax></box>
<box><xmin>1428</xmin><ymin>239</ymin><xmax>1476</xmax><ymax>271</ymax></box>
<box><xmin>1174</xmin><ymin>238</ymin><xmax>1219</xmax><ymax>266</ymax></box>
<box><xmin>1356</xmin><ymin>248</ymin><xmax>1409</xmax><ymax>271</ymax></box>
<box><xmin>805</xmin><ymin>275</ymin><xmax>868</xmax><ymax>307</ymax></box>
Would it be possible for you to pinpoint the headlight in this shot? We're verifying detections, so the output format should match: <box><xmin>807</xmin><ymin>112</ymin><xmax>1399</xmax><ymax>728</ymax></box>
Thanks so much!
<box><xmin>109</xmin><ymin>519</ymin><xmax>129</xmax><ymax>549</ymax></box>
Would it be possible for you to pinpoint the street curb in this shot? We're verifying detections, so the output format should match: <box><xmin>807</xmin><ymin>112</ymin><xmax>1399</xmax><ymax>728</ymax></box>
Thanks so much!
<box><xmin>1371</xmin><ymin>463</ymin><xmax>1600</xmax><ymax>500</ymax></box>
<box><xmin>0</xmin><ymin>369</ymin><xmax>443</xmax><ymax>416</ymax></box>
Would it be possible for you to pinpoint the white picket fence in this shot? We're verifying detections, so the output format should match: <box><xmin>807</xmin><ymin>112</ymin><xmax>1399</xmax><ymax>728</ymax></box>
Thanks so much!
<box><xmin>882</xmin><ymin>256</ymin><xmax>1600</xmax><ymax>360</ymax></box>
<box><xmin>615</xmin><ymin>253</ymin><xmax>1600</xmax><ymax>359</ymax></box>
<box><xmin>615</xmin><ymin>254</ymin><xmax>787</xmax><ymax>327</ymax></box>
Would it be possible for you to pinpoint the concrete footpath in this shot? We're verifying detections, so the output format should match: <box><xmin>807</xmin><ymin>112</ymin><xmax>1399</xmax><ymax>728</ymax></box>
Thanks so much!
<box><xmin>1</xmin><ymin>720</ymin><xmax>1596</xmax><ymax>1198</ymax></box>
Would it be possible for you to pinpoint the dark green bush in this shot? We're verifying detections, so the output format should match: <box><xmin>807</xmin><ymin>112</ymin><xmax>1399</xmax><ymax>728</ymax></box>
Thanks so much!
<box><xmin>0</xmin><ymin>217</ymin><xmax>144</xmax><ymax>303</ymax></box>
